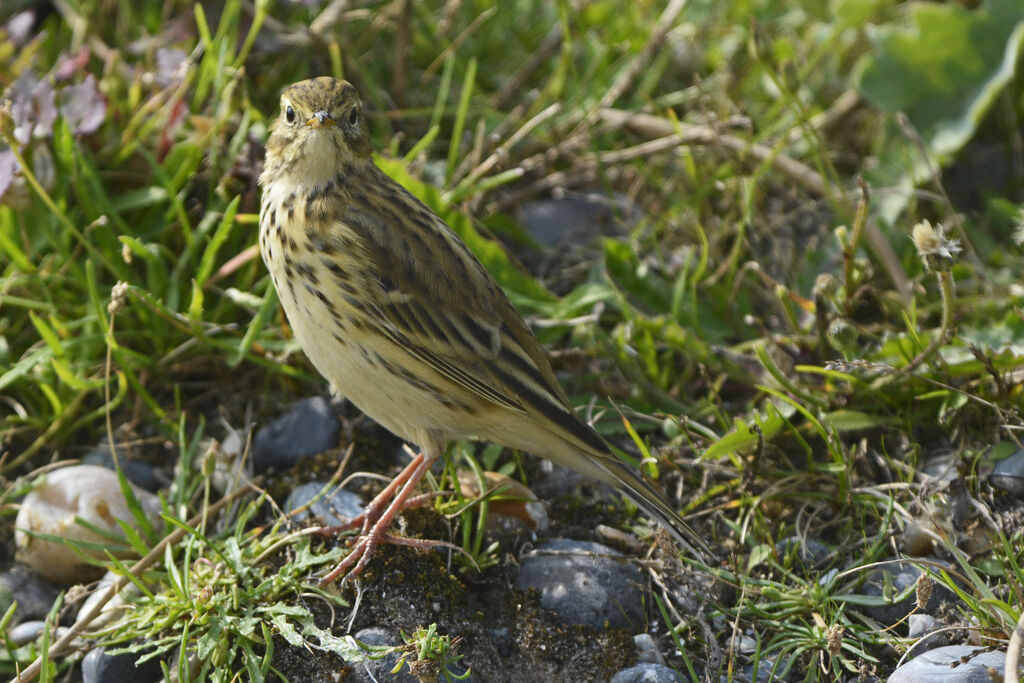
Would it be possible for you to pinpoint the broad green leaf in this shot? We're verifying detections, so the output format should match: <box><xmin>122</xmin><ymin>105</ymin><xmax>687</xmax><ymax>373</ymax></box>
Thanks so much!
<box><xmin>856</xmin><ymin>0</ymin><xmax>1024</xmax><ymax>223</ymax></box>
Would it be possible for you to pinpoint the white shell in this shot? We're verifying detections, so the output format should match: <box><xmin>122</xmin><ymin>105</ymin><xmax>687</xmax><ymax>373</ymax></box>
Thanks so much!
<box><xmin>15</xmin><ymin>465</ymin><xmax>161</xmax><ymax>584</ymax></box>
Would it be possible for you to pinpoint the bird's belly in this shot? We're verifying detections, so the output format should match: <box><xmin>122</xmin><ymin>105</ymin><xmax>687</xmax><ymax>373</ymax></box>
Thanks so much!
<box><xmin>263</xmin><ymin>243</ymin><xmax>474</xmax><ymax>446</ymax></box>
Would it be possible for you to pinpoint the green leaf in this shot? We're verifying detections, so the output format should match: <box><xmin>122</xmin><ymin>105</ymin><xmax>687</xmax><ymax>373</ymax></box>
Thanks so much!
<box><xmin>822</xmin><ymin>410</ymin><xmax>900</xmax><ymax>431</ymax></box>
<box><xmin>269</xmin><ymin>614</ymin><xmax>305</xmax><ymax>647</ymax></box>
<box><xmin>747</xmin><ymin>543</ymin><xmax>773</xmax><ymax>571</ymax></box>
<box><xmin>110</xmin><ymin>186</ymin><xmax>170</xmax><ymax>212</ymax></box>
<box><xmin>702</xmin><ymin>409</ymin><xmax>785</xmax><ymax>465</ymax></box>
<box><xmin>298</xmin><ymin>615</ymin><xmax>365</xmax><ymax>662</ymax></box>
<box><xmin>197</xmin><ymin>616</ymin><xmax>226</xmax><ymax>660</ymax></box>
<box><xmin>195</xmin><ymin>195</ymin><xmax>240</xmax><ymax>288</ymax></box>
<box><xmin>856</xmin><ymin>0</ymin><xmax>1024</xmax><ymax>223</ymax></box>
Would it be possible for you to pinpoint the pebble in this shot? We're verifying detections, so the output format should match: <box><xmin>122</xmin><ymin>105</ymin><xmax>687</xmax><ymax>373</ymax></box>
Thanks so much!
<box><xmin>517</xmin><ymin>192</ymin><xmax>638</xmax><ymax>250</ymax></box>
<box><xmin>7</xmin><ymin>620</ymin><xmax>65</xmax><ymax>646</ymax></box>
<box><xmin>253</xmin><ymin>396</ymin><xmax>340</xmax><ymax>470</ymax></box>
<box><xmin>15</xmin><ymin>465</ymin><xmax>162</xmax><ymax>584</ymax></box>
<box><xmin>82</xmin><ymin>444</ymin><xmax>159</xmax><ymax>492</ymax></box>
<box><xmin>76</xmin><ymin>571</ymin><xmax>138</xmax><ymax>632</ymax></box>
<box><xmin>530</xmin><ymin>459</ymin><xmax>586</xmax><ymax>499</ymax></box>
<box><xmin>918</xmin><ymin>456</ymin><xmax>959</xmax><ymax>483</ymax></box>
<box><xmin>902</xmin><ymin>522</ymin><xmax>937</xmax><ymax>556</ymax></box>
<box><xmin>488</xmin><ymin>626</ymin><xmax>513</xmax><ymax>658</ymax></box>
<box><xmin>990</xmin><ymin>449</ymin><xmax>1024</xmax><ymax>495</ymax></box>
<box><xmin>634</xmin><ymin>633</ymin><xmax>665</xmax><ymax>665</ymax></box>
<box><xmin>887</xmin><ymin>645</ymin><xmax>1016</xmax><ymax>682</ymax></box>
<box><xmin>775</xmin><ymin>536</ymin><xmax>831</xmax><ymax>573</ymax></box>
<box><xmin>81</xmin><ymin>647</ymin><xmax>162</xmax><ymax>683</ymax></box>
<box><xmin>348</xmin><ymin>627</ymin><xmax>417</xmax><ymax>683</ymax></box>
<box><xmin>858</xmin><ymin>562</ymin><xmax>957</xmax><ymax>625</ymax></box>
<box><xmin>348</xmin><ymin>626</ymin><xmax>474</xmax><ymax>682</ymax></box>
<box><xmin>515</xmin><ymin>538</ymin><xmax>645</xmax><ymax>629</ymax></box>
<box><xmin>285</xmin><ymin>482</ymin><xmax>364</xmax><ymax>525</ymax></box>
<box><xmin>610</xmin><ymin>663</ymin><xmax>683</xmax><ymax>683</ymax></box>
<box><xmin>456</xmin><ymin>470</ymin><xmax>548</xmax><ymax>533</ymax></box>
<box><xmin>0</xmin><ymin>566</ymin><xmax>60</xmax><ymax>623</ymax></box>
<box><xmin>906</xmin><ymin>614</ymin><xmax>945</xmax><ymax>654</ymax></box>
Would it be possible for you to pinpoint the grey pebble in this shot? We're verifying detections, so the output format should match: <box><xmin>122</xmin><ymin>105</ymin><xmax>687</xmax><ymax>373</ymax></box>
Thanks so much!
<box><xmin>859</xmin><ymin>562</ymin><xmax>958</xmax><ymax>625</ymax></box>
<box><xmin>518</xmin><ymin>193</ymin><xmax>638</xmax><ymax>249</ymax></box>
<box><xmin>990</xmin><ymin>449</ymin><xmax>1024</xmax><ymax>495</ymax></box>
<box><xmin>888</xmin><ymin>645</ymin><xmax>1016</xmax><ymax>682</ymax></box>
<box><xmin>285</xmin><ymin>482</ymin><xmax>364</xmax><ymax>525</ymax></box>
<box><xmin>81</xmin><ymin>647</ymin><xmax>162</xmax><ymax>683</ymax></box>
<box><xmin>906</xmin><ymin>614</ymin><xmax>945</xmax><ymax>654</ymax></box>
<box><xmin>775</xmin><ymin>536</ymin><xmax>831</xmax><ymax>573</ymax></box>
<box><xmin>634</xmin><ymin>633</ymin><xmax>665</xmax><ymax>665</ymax></box>
<box><xmin>0</xmin><ymin>567</ymin><xmax>60</xmax><ymax>624</ymax></box>
<box><xmin>7</xmin><ymin>620</ymin><xmax>63</xmax><ymax>646</ymax></box>
<box><xmin>82</xmin><ymin>445</ymin><xmax>158</xmax><ymax>491</ymax></box>
<box><xmin>349</xmin><ymin>626</ymin><xmax>474</xmax><ymax>682</ymax></box>
<box><xmin>515</xmin><ymin>538</ymin><xmax>645</xmax><ymax>629</ymax></box>
<box><xmin>253</xmin><ymin>396</ymin><xmax>340</xmax><ymax>469</ymax></box>
<box><xmin>348</xmin><ymin>627</ymin><xmax>417</xmax><ymax>683</ymax></box>
<box><xmin>610</xmin><ymin>663</ymin><xmax>683</xmax><ymax>683</ymax></box>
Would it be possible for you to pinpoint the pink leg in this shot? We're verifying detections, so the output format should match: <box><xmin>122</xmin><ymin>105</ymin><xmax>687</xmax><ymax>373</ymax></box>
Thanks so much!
<box><xmin>319</xmin><ymin>452</ymin><xmax>437</xmax><ymax>585</ymax></box>
<box><xmin>317</xmin><ymin>451</ymin><xmax>427</xmax><ymax>536</ymax></box>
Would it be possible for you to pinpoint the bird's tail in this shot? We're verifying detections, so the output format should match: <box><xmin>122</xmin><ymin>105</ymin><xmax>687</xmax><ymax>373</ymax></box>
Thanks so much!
<box><xmin>543</xmin><ymin>432</ymin><xmax>713</xmax><ymax>560</ymax></box>
<box><xmin>595</xmin><ymin>450</ymin><xmax>713</xmax><ymax>560</ymax></box>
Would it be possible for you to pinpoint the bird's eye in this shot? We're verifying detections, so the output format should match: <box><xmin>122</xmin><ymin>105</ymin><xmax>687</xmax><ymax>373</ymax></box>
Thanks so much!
<box><xmin>348</xmin><ymin>107</ymin><xmax>359</xmax><ymax>126</ymax></box>
<box><xmin>285</xmin><ymin>105</ymin><xmax>296</xmax><ymax>123</ymax></box>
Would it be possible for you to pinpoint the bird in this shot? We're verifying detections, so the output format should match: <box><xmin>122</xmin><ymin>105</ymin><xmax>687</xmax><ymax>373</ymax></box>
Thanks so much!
<box><xmin>258</xmin><ymin>77</ymin><xmax>711</xmax><ymax>584</ymax></box>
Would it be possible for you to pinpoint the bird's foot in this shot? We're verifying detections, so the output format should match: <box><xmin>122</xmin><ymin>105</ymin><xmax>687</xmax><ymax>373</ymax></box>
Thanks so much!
<box><xmin>316</xmin><ymin>451</ymin><xmax>462</xmax><ymax>585</ymax></box>
<box><xmin>318</xmin><ymin>528</ymin><xmax>465</xmax><ymax>586</ymax></box>
<box><xmin>315</xmin><ymin>491</ymin><xmax>445</xmax><ymax>537</ymax></box>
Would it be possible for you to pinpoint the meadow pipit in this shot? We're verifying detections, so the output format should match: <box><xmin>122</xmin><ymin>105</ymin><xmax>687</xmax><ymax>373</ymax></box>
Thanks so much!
<box><xmin>259</xmin><ymin>77</ymin><xmax>711</xmax><ymax>584</ymax></box>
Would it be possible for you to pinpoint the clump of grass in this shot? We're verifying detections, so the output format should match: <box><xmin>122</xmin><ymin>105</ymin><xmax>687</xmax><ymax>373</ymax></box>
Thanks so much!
<box><xmin>394</xmin><ymin>623</ymin><xmax>470</xmax><ymax>681</ymax></box>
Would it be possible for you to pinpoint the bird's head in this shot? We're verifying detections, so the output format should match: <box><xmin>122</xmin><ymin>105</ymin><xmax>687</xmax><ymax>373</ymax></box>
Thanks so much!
<box><xmin>261</xmin><ymin>77</ymin><xmax>372</xmax><ymax>187</ymax></box>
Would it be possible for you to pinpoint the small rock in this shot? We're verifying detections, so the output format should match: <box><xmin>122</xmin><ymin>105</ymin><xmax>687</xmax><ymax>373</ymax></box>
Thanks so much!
<box><xmin>633</xmin><ymin>633</ymin><xmax>665</xmax><ymax>665</ymax></box>
<box><xmin>745</xmin><ymin>658</ymin><xmax>787</xmax><ymax>682</ymax></box>
<box><xmin>906</xmin><ymin>614</ymin><xmax>945</xmax><ymax>654</ymax></box>
<box><xmin>82</xmin><ymin>445</ymin><xmax>158</xmax><ymax>492</ymax></box>
<box><xmin>0</xmin><ymin>566</ymin><xmax>60</xmax><ymax>623</ymax></box>
<box><xmin>349</xmin><ymin>627</ymin><xmax>417</xmax><ymax>683</ymax></box>
<box><xmin>918</xmin><ymin>456</ymin><xmax>959</xmax><ymax>483</ymax></box>
<box><xmin>285</xmin><ymin>482</ymin><xmax>364</xmax><ymax>525</ymax></box>
<box><xmin>518</xmin><ymin>192</ymin><xmax>638</xmax><ymax>250</ymax></box>
<box><xmin>350</xmin><ymin>626</ymin><xmax>475</xmax><ymax>682</ymax></box>
<box><xmin>205</xmin><ymin>421</ymin><xmax>252</xmax><ymax>496</ymax></box>
<box><xmin>775</xmin><ymin>536</ymin><xmax>830</xmax><ymax>572</ymax></box>
<box><xmin>8</xmin><ymin>620</ymin><xmax>63</xmax><ymax>646</ymax></box>
<box><xmin>15</xmin><ymin>465</ymin><xmax>162</xmax><ymax>584</ymax></box>
<box><xmin>81</xmin><ymin>646</ymin><xmax>163</xmax><ymax>683</ymax></box>
<box><xmin>76</xmin><ymin>571</ymin><xmax>138</xmax><ymax>632</ymax></box>
<box><xmin>887</xmin><ymin>645</ymin><xmax>1016</xmax><ymax>682</ymax></box>
<box><xmin>488</xmin><ymin>626</ymin><xmax>513</xmax><ymax>658</ymax></box>
<box><xmin>253</xmin><ymin>397</ymin><xmax>340</xmax><ymax>470</ymax></box>
<box><xmin>531</xmin><ymin>460</ymin><xmax>586</xmax><ymax>499</ymax></box>
<box><xmin>515</xmin><ymin>538</ymin><xmax>645</xmax><ymax>629</ymax></box>
<box><xmin>903</xmin><ymin>522</ymin><xmax>937</xmax><ymax>556</ymax></box>
<box><xmin>859</xmin><ymin>562</ymin><xmax>958</xmax><ymax>625</ymax></box>
<box><xmin>990</xmin><ymin>449</ymin><xmax>1024</xmax><ymax>495</ymax></box>
<box><xmin>610</xmin><ymin>662</ymin><xmax>683</xmax><ymax>683</ymax></box>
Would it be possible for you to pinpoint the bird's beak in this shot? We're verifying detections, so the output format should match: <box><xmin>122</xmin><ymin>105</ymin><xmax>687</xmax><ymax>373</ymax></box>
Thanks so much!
<box><xmin>307</xmin><ymin>110</ymin><xmax>336</xmax><ymax>128</ymax></box>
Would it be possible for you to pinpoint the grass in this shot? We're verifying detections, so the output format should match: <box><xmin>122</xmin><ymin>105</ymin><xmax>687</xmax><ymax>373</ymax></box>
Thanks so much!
<box><xmin>2</xmin><ymin>0</ymin><xmax>1024</xmax><ymax>680</ymax></box>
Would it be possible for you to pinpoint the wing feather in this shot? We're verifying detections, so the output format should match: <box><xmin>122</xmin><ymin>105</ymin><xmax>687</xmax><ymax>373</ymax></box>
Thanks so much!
<box><xmin>338</xmin><ymin>170</ymin><xmax>581</xmax><ymax>431</ymax></box>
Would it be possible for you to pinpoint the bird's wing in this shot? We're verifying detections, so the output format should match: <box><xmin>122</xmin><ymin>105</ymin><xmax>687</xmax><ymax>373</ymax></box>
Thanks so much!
<box><xmin>336</xmin><ymin>174</ymin><xmax>614</xmax><ymax>450</ymax></box>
